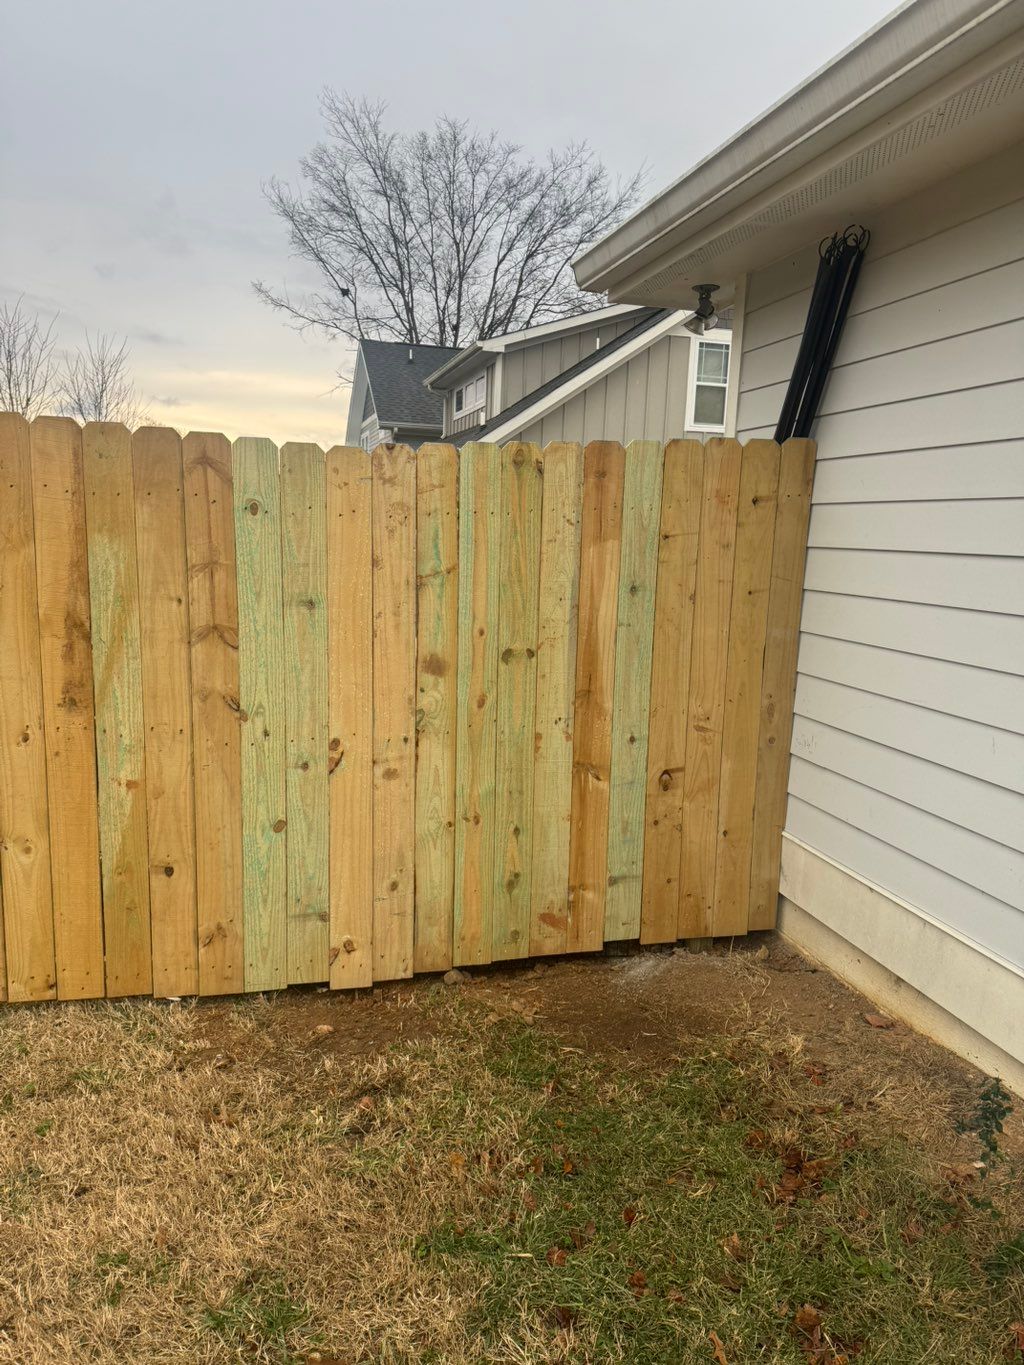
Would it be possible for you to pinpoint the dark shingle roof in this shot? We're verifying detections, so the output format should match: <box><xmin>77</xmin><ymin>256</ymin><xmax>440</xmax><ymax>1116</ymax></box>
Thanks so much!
<box><xmin>453</xmin><ymin>308</ymin><xmax>667</xmax><ymax>446</ymax></box>
<box><xmin>361</xmin><ymin>339</ymin><xmax>461</xmax><ymax>429</ymax></box>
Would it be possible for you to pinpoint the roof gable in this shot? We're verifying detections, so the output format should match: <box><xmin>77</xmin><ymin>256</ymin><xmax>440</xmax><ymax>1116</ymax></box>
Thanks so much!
<box><xmin>361</xmin><ymin>339</ymin><xmax>461</xmax><ymax>428</ymax></box>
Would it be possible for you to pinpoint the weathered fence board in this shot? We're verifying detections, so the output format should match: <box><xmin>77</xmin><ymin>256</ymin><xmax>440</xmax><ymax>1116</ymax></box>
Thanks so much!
<box><xmin>606</xmin><ymin>440</ymin><xmax>664</xmax><ymax>941</ymax></box>
<box><xmin>530</xmin><ymin>442</ymin><xmax>583</xmax><ymax>957</ymax></box>
<box><xmin>326</xmin><ymin>446</ymin><xmax>373</xmax><ymax>988</ymax></box>
<box><xmin>414</xmin><ymin>444</ymin><xmax>458</xmax><ymax>974</ymax></box>
<box><xmin>30</xmin><ymin>417</ymin><xmax>104</xmax><ymax>999</ymax></box>
<box><xmin>183</xmin><ymin>431</ymin><xmax>243</xmax><ymax>996</ymax></box>
<box><xmin>493</xmin><ymin>442</ymin><xmax>543</xmax><ymax>960</ymax></box>
<box><xmin>0</xmin><ymin>413</ymin><xmax>55</xmax><ymax>1000</ymax></box>
<box><xmin>234</xmin><ymin>436</ymin><xmax>287</xmax><ymax>991</ymax></box>
<box><xmin>0</xmin><ymin>418</ymin><xmax>816</xmax><ymax>1003</ymax></box>
<box><xmin>134</xmin><ymin>426</ymin><xmax>199</xmax><ymax>997</ymax></box>
<box><xmin>281</xmin><ymin>442</ymin><xmax>329</xmax><ymax>984</ymax></box>
<box><xmin>640</xmin><ymin>440</ymin><xmax>703</xmax><ymax>944</ymax></box>
<box><xmin>84</xmin><ymin>422</ymin><xmax>152</xmax><ymax>996</ymax></box>
<box><xmin>372</xmin><ymin>443</ymin><xmax>417</xmax><ymax>981</ymax></box>
<box><xmin>453</xmin><ymin>443</ymin><xmax>501</xmax><ymax>966</ymax></box>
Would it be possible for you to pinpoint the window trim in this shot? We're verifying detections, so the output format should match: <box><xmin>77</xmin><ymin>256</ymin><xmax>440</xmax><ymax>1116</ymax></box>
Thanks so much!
<box><xmin>453</xmin><ymin>372</ymin><xmax>486</xmax><ymax>419</ymax></box>
<box><xmin>685</xmin><ymin>329</ymin><xmax>732</xmax><ymax>434</ymax></box>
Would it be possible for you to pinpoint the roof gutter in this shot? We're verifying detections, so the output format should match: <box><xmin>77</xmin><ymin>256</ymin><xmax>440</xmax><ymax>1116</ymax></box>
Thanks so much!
<box><xmin>573</xmin><ymin>0</ymin><xmax>1021</xmax><ymax>295</ymax></box>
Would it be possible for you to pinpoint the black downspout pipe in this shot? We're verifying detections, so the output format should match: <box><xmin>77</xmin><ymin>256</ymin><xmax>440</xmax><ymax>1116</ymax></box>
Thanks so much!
<box><xmin>773</xmin><ymin>226</ymin><xmax>870</xmax><ymax>444</ymax></box>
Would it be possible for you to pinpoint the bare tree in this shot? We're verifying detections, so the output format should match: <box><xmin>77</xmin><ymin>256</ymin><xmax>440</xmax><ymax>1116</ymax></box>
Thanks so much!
<box><xmin>0</xmin><ymin>297</ymin><xmax>60</xmax><ymax>418</ymax></box>
<box><xmin>255</xmin><ymin>94</ymin><xmax>644</xmax><ymax>348</ymax></box>
<box><xmin>58</xmin><ymin>333</ymin><xmax>149</xmax><ymax>427</ymax></box>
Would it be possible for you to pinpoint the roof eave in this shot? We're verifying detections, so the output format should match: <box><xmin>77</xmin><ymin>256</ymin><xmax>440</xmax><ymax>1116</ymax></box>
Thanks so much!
<box><xmin>574</xmin><ymin>0</ymin><xmax>1024</xmax><ymax>297</ymax></box>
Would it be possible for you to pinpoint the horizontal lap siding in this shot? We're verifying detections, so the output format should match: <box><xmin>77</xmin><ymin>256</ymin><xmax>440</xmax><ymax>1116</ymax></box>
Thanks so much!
<box><xmin>737</xmin><ymin>152</ymin><xmax>1024</xmax><ymax>970</ymax></box>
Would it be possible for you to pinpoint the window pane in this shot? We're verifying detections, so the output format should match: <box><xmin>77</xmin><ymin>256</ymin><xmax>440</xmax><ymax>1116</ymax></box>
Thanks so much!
<box><xmin>476</xmin><ymin>375</ymin><xmax>486</xmax><ymax>404</ymax></box>
<box><xmin>455</xmin><ymin>389</ymin><xmax>464</xmax><ymax>412</ymax></box>
<box><xmin>697</xmin><ymin>341</ymin><xmax>729</xmax><ymax>383</ymax></box>
<box><xmin>694</xmin><ymin>382</ymin><xmax>727</xmax><ymax>426</ymax></box>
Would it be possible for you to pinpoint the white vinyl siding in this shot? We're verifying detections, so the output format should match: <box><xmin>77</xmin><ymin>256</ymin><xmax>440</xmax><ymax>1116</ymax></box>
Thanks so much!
<box><xmin>736</xmin><ymin>145</ymin><xmax>1024</xmax><ymax>971</ymax></box>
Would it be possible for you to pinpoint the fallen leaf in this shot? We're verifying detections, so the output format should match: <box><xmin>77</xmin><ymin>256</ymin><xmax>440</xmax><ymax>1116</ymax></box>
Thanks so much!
<box><xmin>665</xmin><ymin>1286</ymin><xmax>685</xmax><ymax>1303</ymax></box>
<box><xmin>522</xmin><ymin>1190</ymin><xmax>538</xmax><ymax>1212</ymax></box>
<box><xmin>1005</xmin><ymin>1323</ymin><xmax>1024</xmax><ymax>1359</ymax></box>
<box><xmin>551</xmin><ymin>1305</ymin><xmax>577</xmax><ymax>1330</ymax></box>
<box><xmin>448</xmin><ymin>1152</ymin><xmax>467</xmax><ymax>1172</ymax></box>
<box><xmin>627</xmin><ymin>1268</ymin><xmax>648</xmax><ymax>1298</ymax></box>
<box><xmin>623</xmin><ymin>1206</ymin><xmax>638</xmax><ymax>1227</ymax></box>
<box><xmin>723</xmin><ymin>1233</ymin><xmax>748</xmax><ymax>1262</ymax></box>
<box><xmin>901</xmin><ymin>1216</ymin><xmax>925</xmax><ymax>1244</ymax></box>
<box><xmin>546</xmin><ymin>1246</ymin><xmax>567</xmax><ymax>1267</ymax></box>
<box><xmin>568</xmin><ymin>1220</ymin><xmax>596</xmax><ymax>1250</ymax></box>
<box><xmin>708</xmin><ymin>1330</ymin><xmax>730</xmax><ymax>1364</ymax></box>
<box><xmin>311</xmin><ymin>1023</ymin><xmax>335</xmax><ymax>1037</ymax></box>
<box><xmin>863</xmin><ymin>1012</ymin><xmax>895</xmax><ymax>1029</ymax></box>
<box><xmin>794</xmin><ymin>1304</ymin><xmax>822</xmax><ymax>1335</ymax></box>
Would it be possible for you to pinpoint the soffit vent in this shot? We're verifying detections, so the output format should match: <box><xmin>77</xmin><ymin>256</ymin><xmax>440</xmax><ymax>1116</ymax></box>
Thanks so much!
<box><xmin>637</xmin><ymin>54</ymin><xmax>1024</xmax><ymax>298</ymax></box>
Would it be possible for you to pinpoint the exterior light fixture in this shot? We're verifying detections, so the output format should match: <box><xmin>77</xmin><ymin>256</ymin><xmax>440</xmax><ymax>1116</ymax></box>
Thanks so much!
<box><xmin>683</xmin><ymin>283</ymin><xmax>720</xmax><ymax>335</ymax></box>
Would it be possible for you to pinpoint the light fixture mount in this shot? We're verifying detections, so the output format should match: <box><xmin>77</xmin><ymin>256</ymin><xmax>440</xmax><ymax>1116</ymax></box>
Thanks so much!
<box><xmin>684</xmin><ymin>283</ymin><xmax>720</xmax><ymax>336</ymax></box>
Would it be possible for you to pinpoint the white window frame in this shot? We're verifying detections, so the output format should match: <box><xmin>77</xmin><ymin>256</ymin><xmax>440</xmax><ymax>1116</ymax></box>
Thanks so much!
<box><xmin>453</xmin><ymin>372</ymin><xmax>486</xmax><ymax>419</ymax></box>
<box><xmin>685</xmin><ymin>329</ymin><xmax>732</xmax><ymax>434</ymax></box>
<box><xmin>360</xmin><ymin>416</ymin><xmax>380</xmax><ymax>452</ymax></box>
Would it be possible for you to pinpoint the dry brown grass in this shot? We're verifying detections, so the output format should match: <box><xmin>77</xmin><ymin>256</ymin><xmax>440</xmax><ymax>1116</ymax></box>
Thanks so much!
<box><xmin>0</xmin><ymin>957</ymin><xmax>1020</xmax><ymax>1363</ymax></box>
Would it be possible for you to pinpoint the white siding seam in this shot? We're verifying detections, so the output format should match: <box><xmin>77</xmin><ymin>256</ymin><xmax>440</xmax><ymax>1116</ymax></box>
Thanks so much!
<box><xmin>796</xmin><ymin>633</ymin><xmax>1024</xmax><ymax>708</ymax></box>
<box><xmin>743</xmin><ymin>250</ymin><xmax>1024</xmax><ymax>356</ymax></box>
<box><xmin>744</xmin><ymin>191</ymin><xmax>1024</xmax><ymax>325</ymax></box>
<box><xmin>797</xmin><ymin>434</ymin><xmax>1023</xmax><ymax>462</ymax></box>
<box><xmin>790</xmin><ymin>720</ymin><xmax>1024</xmax><ymax>850</ymax></box>
<box><xmin>741</xmin><ymin>316</ymin><xmax>1024</xmax><ymax>400</ymax></box>
<box><xmin>802</xmin><ymin>589</ymin><xmax>1024</xmax><ymax>630</ymax></box>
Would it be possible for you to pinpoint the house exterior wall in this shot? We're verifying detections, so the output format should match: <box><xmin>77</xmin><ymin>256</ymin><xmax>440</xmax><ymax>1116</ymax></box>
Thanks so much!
<box><xmin>512</xmin><ymin>332</ymin><xmax>708</xmax><ymax>446</ymax></box>
<box><xmin>500</xmin><ymin>315</ymin><xmax>639</xmax><ymax>410</ymax></box>
<box><xmin>734</xmin><ymin>147</ymin><xmax>1024</xmax><ymax>1001</ymax></box>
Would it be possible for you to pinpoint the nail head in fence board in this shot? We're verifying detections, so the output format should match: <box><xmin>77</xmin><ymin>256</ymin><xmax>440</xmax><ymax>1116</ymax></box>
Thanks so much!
<box><xmin>605</xmin><ymin>440</ymin><xmax>664</xmax><ymax>941</ymax></box>
<box><xmin>233</xmin><ymin>437</ymin><xmax>287</xmax><ymax>991</ymax></box>
<box><xmin>567</xmin><ymin>441</ymin><xmax>625</xmax><ymax>953</ymax></box>
<box><xmin>281</xmin><ymin>443</ymin><xmax>329</xmax><ymax>984</ymax></box>
<box><xmin>712</xmin><ymin>440</ymin><xmax>781</xmax><ymax>937</ymax></box>
<box><xmin>453</xmin><ymin>443</ymin><xmax>500</xmax><ymax>966</ymax></box>
<box><xmin>83</xmin><ymin>421</ymin><xmax>152</xmax><ymax>995</ymax></box>
<box><xmin>133</xmin><ymin>427</ymin><xmax>199</xmax><ymax>997</ymax></box>
<box><xmin>29</xmin><ymin>418</ymin><xmax>104</xmax><ymax>999</ymax></box>
<box><xmin>529</xmin><ymin>442</ymin><xmax>583</xmax><ymax>957</ymax></box>
<box><xmin>493</xmin><ymin>442</ymin><xmax>543</xmax><ymax>961</ymax></box>
<box><xmin>678</xmin><ymin>438</ymin><xmax>742</xmax><ymax>940</ymax></box>
<box><xmin>748</xmin><ymin>439</ymin><xmax>817</xmax><ymax>929</ymax></box>
<box><xmin>0</xmin><ymin>413</ymin><xmax>56</xmax><ymax>1000</ymax></box>
<box><xmin>372</xmin><ymin>444</ymin><xmax>417</xmax><ymax>981</ymax></box>
<box><xmin>183</xmin><ymin>432</ymin><xmax>243</xmax><ymax>995</ymax></box>
<box><xmin>414</xmin><ymin>444</ymin><xmax>458</xmax><ymax>974</ymax></box>
<box><xmin>640</xmin><ymin>440</ymin><xmax>703</xmax><ymax>944</ymax></box>
<box><xmin>326</xmin><ymin>447</ymin><xmax>373</xmax><ymax>988</ymax></box>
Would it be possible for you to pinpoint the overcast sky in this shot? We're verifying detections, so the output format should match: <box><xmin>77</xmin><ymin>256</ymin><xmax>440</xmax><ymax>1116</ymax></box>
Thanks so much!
<box><xmin>3</xmin><ymin>0</ymin><xmax>897</xmax><ymax>445</ymax></box>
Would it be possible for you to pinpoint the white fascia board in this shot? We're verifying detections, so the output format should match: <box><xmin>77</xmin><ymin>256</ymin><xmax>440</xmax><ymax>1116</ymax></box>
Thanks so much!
<box><xmin>480</xmin><ymin>310</ymin><xmax>687</xmax><ymax>445</ymax></box>
<box><xmin>573</xmin><ymin>0</ymin><xmax>1024</xmax><ymax>295</ymax></box>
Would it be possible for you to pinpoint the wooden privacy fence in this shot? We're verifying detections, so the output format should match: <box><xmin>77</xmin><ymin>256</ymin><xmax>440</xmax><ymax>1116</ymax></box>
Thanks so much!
<box><xmin>0</xmin><ymin>413</ymin><xmax>815</xmax><ymax>1002</ymax></box>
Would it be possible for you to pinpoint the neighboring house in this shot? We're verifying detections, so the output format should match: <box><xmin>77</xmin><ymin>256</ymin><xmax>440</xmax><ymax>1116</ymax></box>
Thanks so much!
<box><xmin>424</xmin><ymin>304</ymin><xmax>733</xmax><ymax>447</ymax></box>
<box><xmin>345</xmin><ymin>339</ymin><xmax>461</xmax><ymax>450</ymax></box>
<box><xmin>575</xmin><ymin>0</ymin><xmax>1024</xmax><ymax>1090</ymax></box>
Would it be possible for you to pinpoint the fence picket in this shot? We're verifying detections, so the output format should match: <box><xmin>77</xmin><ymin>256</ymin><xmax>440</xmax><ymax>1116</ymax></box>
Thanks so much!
<box><xmin>183</xmin><ymin>432</ymin><xmax>244</xmax><ymax>996</ymax></box>
<box><xmin>493</xmin><ymin>442</ymin><xmax>543</xmax><ymax>961</ymax></box>
<box><xmin>0</xmin><ymin>414</ymin><xmax>55</xmax><ymax>1001</ymax></box>
<box><xmin>453</xmin><ymin>443</ymin><xmax>501</xmax><ymax>966</ymax></box>
<box><xmin>713</xmin><ymin>440</ymin><xmax>781</xmax><ymax>936</ymax></box>
<box><xmin>233</xmin><ymin>436</ymin><xmax>287</xmax><ymax>991</ymax></box>
<box><xmin>134</xmin><ymin>427</ymin><xmax>199</xmax><ymax>997</ymax></box>
<box><xmin>414</xmin><ymin>444</ymin><xmax>458</xmax><ymax>974</ymax></box>
<box><xmin>372</xmin><ymin>444</ymin><xmax>417</xmax><ymax>981</ymax></box>
<box><xmin>605</xmin><ymin>440</ymin><xmax>664</xmax><ymax>941</ymax></box>
<box><xmin>281</xmin><ymin>443</ymin><xmax>329</xmax><ymax>984</ymax></box>
<box><xmin>678</xmin><ymin>439</ymin><xmax>742</xmax><ymax>940</ymax></box>
<box><xmin>30</xmin><ymin>419</ymin><xmax>104</xmax><ymax>999</ymax></box>
<box><xmin>640</xmin><ymin>440</ymin><xmax>704</xmax><ymax>944</ymax></box>
<box><xmin>326</xmin><ymin>447</ymin><xmax>373</xmax><ymax>988</ymax></box>
<box><xmin>567</xmin><ymin>442</ymin><xmax>625</xmax><ymax>953</ymax></box>
<box><xmin>748</xmin><ymin>439</ymin><xmax>817</xmax><ymax>928</ymax></box>
<box><xmin>83</xmin><ymin>422</ymin><xmax>152</xmax><ymax>995</ymax></box>
<box><xmin>529</xmin><ymin>442</ymin><xmax>583</xmax><ymax>957</ymax></box>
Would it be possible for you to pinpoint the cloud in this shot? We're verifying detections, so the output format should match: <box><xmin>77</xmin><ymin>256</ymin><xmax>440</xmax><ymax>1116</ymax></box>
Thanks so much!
<box><xmin>132</xmin><ymin>327</ymin><xmax>184</xmax><ymax>346</ymax></box>
<box><xmin>150</xmin><ymin>394</ymin><xmax>184</xmax><ymax>407</ymax></box>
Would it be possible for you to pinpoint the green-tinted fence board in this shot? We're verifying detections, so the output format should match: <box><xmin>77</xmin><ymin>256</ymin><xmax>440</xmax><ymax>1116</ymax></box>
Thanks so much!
<box><xmin>453</xmin><ymin>443</ymin><xmax>501</xmax><ymax>966</ymax></box>
<box><xmin>281</xmin><ymin>442</ymin><xmax>329</xmax><ymax>984</ymax></box>
<box><xmin>414</xmin><ymin>444</ymin><xmax>458</xmax><ymax>974</ymax></box>
<box><xmin>233</xmin><ymin>437</ymin><xmax>287</xmax><ymax>991</ymax></box>
<box><xmin>493</xmin><ymin>442</ymin><xmax>543</xmax><ymax>961</ymax></box>
<box><xmin>604</xmin><ymin>441</ymin><xmax>665</xmax><ymax>940</ymax></box>
<box><xmin>83</xmin><ymin>422</ymin><xmax>152</xmax><ymax>996</ymax></box>
<box><xmin>529</xmin><ymin>442</ymin><xmax>583</xmax><ymax>957</ymax></box>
